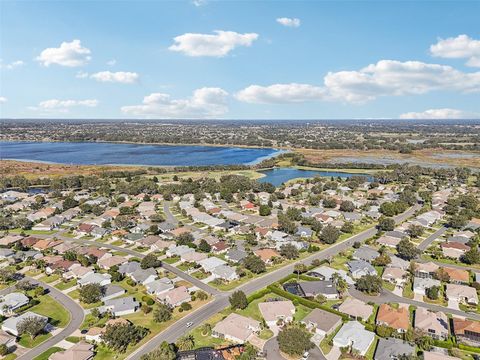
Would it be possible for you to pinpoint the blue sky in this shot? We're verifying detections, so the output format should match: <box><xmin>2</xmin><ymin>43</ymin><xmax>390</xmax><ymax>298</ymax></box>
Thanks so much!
<box><xmin>1</xmin><ymin>0</ymin><xmax>479</xmax><ymax>119</ymax></box>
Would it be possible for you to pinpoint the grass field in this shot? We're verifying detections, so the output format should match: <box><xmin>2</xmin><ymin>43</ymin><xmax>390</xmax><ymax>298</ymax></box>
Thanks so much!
<box><xmin>33</xmin><ymin>347</ymin><xmax>63</xmax><ymax>360</ymax></box>
<box><xmin>30</xmin><ymin>294</ymin><xmax>70</xmax><ymax>327</ymax></box>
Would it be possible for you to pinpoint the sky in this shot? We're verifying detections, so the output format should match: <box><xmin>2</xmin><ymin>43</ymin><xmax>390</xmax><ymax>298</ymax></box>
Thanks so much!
<box><xmin>1</xmin><ymin>0</ymin><xmax>479</xmax><ymax>120</ymax></box>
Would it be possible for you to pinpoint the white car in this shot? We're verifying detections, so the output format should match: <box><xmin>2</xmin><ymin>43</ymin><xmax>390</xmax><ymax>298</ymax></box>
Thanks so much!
<box><xmin>302</xmin><ymin>352</ymin><xmax>309</xmax><ymax>360</ymax></box>
<box><xmin>186</xmin><ymin>322</ymin><xmax>193</xmax><ymax>328</ymax></box>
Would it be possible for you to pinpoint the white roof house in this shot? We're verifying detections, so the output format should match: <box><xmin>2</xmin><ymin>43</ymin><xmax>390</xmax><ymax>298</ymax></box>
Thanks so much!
<box><xmin>0</xmin><ymin>293</ymin><xmax>29</xmax><ymax>316</ymax></box>
<box><xmin>2</xmin><ymin>311</ymin><xmax>48</xmax><ymax>336</ymax></box>
<box><xmin>211</xmin><ymin>264</ymin><xmax>238</xmax><ymax>281</ymax></box>
<box><xmin>78</xmin><ymin>273</ymin><xmax>112</xmax><ymax>287</ymax></box>
<box><xmin>198</xmin><ymin>257</ymin><xmax>227</xmax><ymax>273</ymax></box>
<box><xmin>333</xmin><ymin>321</ymin><xmax>375</xmax><ymax>356</ymax></box>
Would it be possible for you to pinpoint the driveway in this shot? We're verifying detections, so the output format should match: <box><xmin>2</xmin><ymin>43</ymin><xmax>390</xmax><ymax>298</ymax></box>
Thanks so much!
<box><xmin>418</xmin><ymin>226</ymin><xmax>447</xmax><ymax>251</ymax></box>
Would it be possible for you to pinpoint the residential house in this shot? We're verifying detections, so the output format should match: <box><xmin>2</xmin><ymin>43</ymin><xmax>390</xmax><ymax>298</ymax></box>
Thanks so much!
<box><xmin>211</xmin><ymin>241</ymin><xmax>230</xmax><ymax>254</ymax></box>
<box><xmin>333</xmin><ymin>321</ymin><xmax>375</xmax><ymax>356</ymax></box>
<box><xmin>0</xmin><ymin>330</ymin><xmax>16</xmax><ymax>351</ymax></box>
<box><xmin>181</xmin><ymin>251</ymin><xmax>208</xmax><ymax>263</ymax></box>
<box><xmin>453</xmin><ymin>318</ymin><xmax>480</xmax><ymax>346</ymax></box>
<box><xmin>442</xmin><ymin>267</ymin><xmax>470</xmax><ymax>284</ymax></box>
<box><xmin>338</xmin><ymin>298</ymin><xmax>374</xmax><ymax>320</ymax></box>
<box><xmin>2</xmin><ymin>311</ymin><xmax>48</xmax><ymax>336</ymax></box>
<box><xmin>118</xmin><ymin>261</ymin><xmax>141</xmax><ymax>276</ymax></box>
<box><xmin>347</xmin><ymin>260</ymin><xmax>377</xmax><ymax>279</ymax></box>
<box><xmin>225</xmin><ymin>249</ymin><xmax>247</xmax><ymax>263</ymax></box>
<box><xmin>99</xmin><ymin>296</ymin><xmax>139</xmax><ymax>316</ymax></box>
<box><xmin>157</xmin><ymin>286</ymin><xmax>191</xmax><ymax>307</ymax></box>
<box><xmin>441</xmin><ymin>242</ymin><xmax>471</xmax><ymax>260</ymax></box>
<box><xmin>0</xmin><ymin>292</ymin><xmax>29</xmax><ymax>316</ymax></box>
<box><xmin>78</xmin><ymin>273</ymin><xmax>112</xmax><ymax>287</ymax></box>
<box><xmin>211</xmin><ymin>265</ymin><xmax>239</xmax><ymax>282</ymax></box>
<box><xmin>130</xmin><ymin>268</ymin><xmax>157</xmax><ymax>285</ymax></box>
<box><xmin>415</xmin><ymin>262</ymin><xmax>439</xmax><ymax>278</ymax></box>
<box><xmin>101</xmin><ymin>284</ymin><xmax>126</xmax><ymax>302</ymax></box>
<box><xmin>302</xmin><ymin>308</ymin><xmax>342</xmax><ymax>338</ymax></box>
<box><xmin>415</xmin><ymin>307</ymin><xmax>449</xmax><ymax>340</ymax></box>
<box><xmin>258</xmin><ymin>300</ymin><xmax>295</xmax><ymax>330</ymax></box>
<box><xmin>376</xmin><ymin>304</ymin><xmax>409</xmax><ymax>333</ymax></box>
<box><xmin>198</xmin><ymin>257</ymin><xmax>227</xmax><ymax>273</ymax></box>
<box><xmin>413</xmin><ymin>277</ymin><xmax>441</xmax><ymax>296</ymax></box>
<box><xmin>377</xmin><ymin>235</ymin><xmax>401</xmax><ymax>248</ymax></box>
<box><xmin>299</xmin><ymin>280</ymin><xmax>339</xmax><ymax>300</ymax></box>
<box><xmin>254</xmin><ymin>248</ymin><xmax>280</xmax><ymax>264</ymax></box>
<box><xmin>98</xmin><ymin>255</ymin><xmax>127</xmax><ymax>270</ymax></box>
<box><xmin>146</xmin><ymin>279</ymin><xmax>174</xmax><ymax>297</ymax></box>
<box><xmin>308</xmin><ymin>266</ymin><xmax>354</xmax><ymax>285</ymax></box>
<box><xmin>50</xmin><ymin>341</ymin><xmax>94</xmax><ymax>360</ymax></box>
<box><xmin>353</xmin><ymin>247</ymin><xmax>380</xmax><ymax>262</ymax></box>
<box><xmin>166</xmin><ymin>245</ymin><xmax>194</xmax><ymax>258</ymax></box>
<box><xmin>374</xmin><ymin>338</ymin><xmax>415</xmax><ymax>360</ymax></box>
<box><xmin>212</xmin><ymin>313</ymin><xmax>261</xmax><ymax>344</ymax></box>
<box><xmin>0</xmin><ymin>235</ymin><xmax>23</xmax><ymax>246</ymax></box>
<box><xmin>446</xmin><ymin>284</ymin><xmax>479</xmax><ymax>305</ymax></box>
<box><xmin>382</xmin><ymin>267</ymin><xmax>407</xmax><ymax>286</ymax></box>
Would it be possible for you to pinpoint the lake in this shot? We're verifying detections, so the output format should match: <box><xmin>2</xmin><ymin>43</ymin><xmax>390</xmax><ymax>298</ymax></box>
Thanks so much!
<box><xmin>0</xmin><ymin>141</ymin><xmax>282</xmax><ymax>166</ymax></box>
<box><xmin>257</xmin><ymin>167</ymin><xmax>373</xmax><ymax>186</ymax></box>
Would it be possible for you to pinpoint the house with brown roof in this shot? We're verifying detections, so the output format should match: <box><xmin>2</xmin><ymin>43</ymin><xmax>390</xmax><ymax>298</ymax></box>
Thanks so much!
<box><xmin>157</xmin><ymin>286</ymin><xmax>191</xmax><ymax>307</ymax></box>
<box><xmin>33</xmin><ymin>239</ymin><xmax>63</xmax><ymax>251</ymax></box>
<box><xmin>382</xmin><ymin>267</ymin><xmax>407</xmax><ymax>285</ymax></box>
<box><xmin>20</xmin><ymin>236</ymin><xmax>40</xmax><ymax>248</ymax></box>
<box><xmin>338</xmin><ymin>298</ymin><xmax>374</xmax><ymax>320</ymax></box>
<box><xmin>0</xmin><ymin>235</ymin><xmax>23</xmax><ymax>246</ymax></box>
<box><xmin>76</xmin><ymin>223</ymin><xmax>96</xmax><ymax>236</ymax></box>
<box><xmin>46</xmin><ymin>260</ymin><xmax>79</xmax><ymax>275</ymax></box>
<box><xmin>414</xmin><ymin>262</ymin><xmax>439</xmax><ymax>279</ymax></box>
<box><xmin>302</xmin><ymin>308</ymin><xmax>342</xmax><ymax>337</ymax></box>
<box><xmin>98</xmin><ymin>255</ymin><xmax>127</xmax><ymax>269</ymax></box>
<box><xmin>442</xmin><ymin>267</ymin><xmax>470</xmax><ymax>284</ymax></box>
<box><xmin>254</xmin><ymin>248</ymin><xmax>279</xmax><ymax>264</ymax></box>
<box><xmin>212</xmin><ymin>313</ymin><xmax>261</xmax><ymax>343</ymax></box>
<box><xmin>414</xmin><ymin>307</ymin><xmax>449</xmax><ymax>340</ymax></box>
<box><xmin>170</xmin><ymin>227</ymin><xmax>190</xmax><ymax>237</ymax></box>
<box><xmin>453</xmin><ymin>318</ymin><xmax>480</xmax><ymax>346</ymax></box>
<box><xmin>212</xmin><ymin>241</ymin><xmax>230</xmax><ymax>254</ymax></box>
<box><xmin>441</xmin><ymin>242</ymin><xmax>471</xmax><ymax>259</ymax></box>
<box><xmin>376</xmin><ymin>304</ymin><xmax>409</xmax><ymax>333</ymax></box>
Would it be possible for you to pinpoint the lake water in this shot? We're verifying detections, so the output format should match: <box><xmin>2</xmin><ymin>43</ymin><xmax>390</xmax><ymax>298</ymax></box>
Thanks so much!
<box><xmin>257</xmin><ymin>167</ymin><xmax>373</xmax><ymax>186</ymax></box>
<box><xmin>0</xmin><ymin>141</ymin><xmax>282</xmax><ymax>166</ymax></box>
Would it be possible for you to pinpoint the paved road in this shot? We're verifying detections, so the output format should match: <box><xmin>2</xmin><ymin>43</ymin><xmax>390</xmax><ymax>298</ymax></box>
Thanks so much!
<box><xmin>348</xmin><ymin>286</ymin><xmax>480</xmax><ymax>321</ymax></box>
<box><xmin>418</xmin><ymin>226</ymin><xmax>447</xmax><ymax>251</ymax></box>
<box><xmin>163</xmin><ymin>201</ymin><xmax>178</xmax><ymax>225</ymax></box>
<box><xmin>15</xmin><ymin>277</ymin><xmax>85</xmax><ymax>360</ymax></box>
<box><xmin>128</xmin><ymin>204</ymin><xmax>421</xmax><ymax>359</ymax></box>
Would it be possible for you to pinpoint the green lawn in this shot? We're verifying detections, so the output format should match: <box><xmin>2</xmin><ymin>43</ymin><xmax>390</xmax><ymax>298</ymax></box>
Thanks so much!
<box><xmin>55</xmin><ymin>279</ymin><xmax>77</xmax><ymax>290</ymax></box>
<box><xmin>30</xmin><ymin>294</ymin><xmax>71</xmax><ymax>327</ymax></box>
<box><xmin>67</xmin><ymin>289</ymin><xmax>101</xmax><ymax>309</ymax></box>
<box><xmin>110</xmin><ymin>240</ymin><xmax>124</xmax><ymax>246</ymax></box>
<box><xmin>33</xmin><ymin>347</ymin><xmax>63</xmax><ymax>360</ymax></box>
<box><xmin>320</xmin><ymin>322</ymin><xmax>343</xmax><ymax>355</ymax></box>
<box><xmin>402</xmin><ymin>280</ymin><xmax>414</xmax><ymax>299</ymax></box>
<box><xmin>382</xmin><ymin>280</ymin><xmax>395</xmax><ymax>291</ymax></box>
<box><xmin>39</xmin><ymin>274</ymin><xmax>60</xmax><ymax>283</ymax></box>
<box><xmin>191</xmin><ymin>270</ymin><xmax>209</xmax><ymax>280</ymax></box>
<box><xmin>163</xmin><ymin>256</ymin><xmax>180</xmax><ymax>264</ymax></box>
<box><xmin>18</xmin><ymin>333</ymin><xmax>52</xmax><ymax>348</ymax></box>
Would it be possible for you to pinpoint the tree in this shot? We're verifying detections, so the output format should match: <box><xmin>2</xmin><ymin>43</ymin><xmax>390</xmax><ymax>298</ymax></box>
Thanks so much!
<box><xmin>407</xmin><ymin>224</ymin><xmax>424</xmax><ymax>238</ymax></box>
<box><xmin>280</xmin><ymin>243</ymin><xmax>299</xmax><ymax>260</ymax></box>
<box><xmin>259</xmin><ymin>205</ymin><xmax>272</xmax><ymax>216</ymax></box>
<box><xmin>376</xmin><ymin>324</ymin><xmax>395</xmax><ymax>338</ymax></box>
<box><xmin>340</xmin><ymin>200</ymin><xmax>355</xmax><ymax>212</ymax></box>
<box><xmin>0</xmin><ymin>268</ymin><xmax>14</xmax><ymax>284</ymax></box>
<box><xmin>180</xmin><ymin>302</ymin><xmax>192</xmax><ymax>311</ymax></box>
<box><xmin>238</xmin><ymin>343</ymin><xmax>257</xmax><ymax>360</ymax></box>
<box><xmin>277</xmin><ymin>325</ymin><xmax>314</xmax><ymax>357</ymax></box>
<box><xmin>372</xmin><ymin>254</ymin><xmax>391</xmax><ymax>266</ymax></box>
<box><xmin>176</xmin><ymin>335</ymin><xmax>195</xmax><ymax>351</ymax></box>
<box><xmin>16</xmin><ymin>280</ymin><xmax>36</xmax><ymax>292</ymax></box>
<box><xmin>461</xmin><ymin>247</ymin><xmax>480</xmax><ymax>265</ymax></box>
<box><xmin>153</xmin><ymin>303</ymin><xmax>172</xmax><ymax>323</ymax></box>
<box><xmin>141</xmin><ymin>254</ymin><xmax>162</xmax><ymax>269</ymax></box>
<box><xmin>0</xmin><ymin>344</ymin><xmax>8</xmax><ymax>356</ymax></box>
<box><xmin>102</xmin><ymin>323</ymin><xmax>149</xmax><ymax>353</ymax></box>
<box><xmin>17</xmin><ymin>316</ymin><xmax>47</xmax><ymax>339</ymax></box>
<box><xmin>355</xmin><ymin>275</ymin><xmax>382</xmax><ymax>295</ymax></box>
<box><xmin>426</xmin><ymin>285</ymin><xmax>440</xmax><ymax>300</ymax></box>
<box><xmin>396</xmin><ymin>238</ymin><xmax>420</xmax><ymax>260</ymax></box>
<box><xmin>331</xmin><ymin>272</ymin><xmax>348</xmax><ymax>296</ymax></box>
<box><xmin>200</xmin><ymin>323</ymin><xmax>212</xmax><ymax>336</ymax></box>
<box><xmin>176</xmin><ymin>232</ymin><xmax>194</xmax><ymax>246</ymax></box>
<box><xmin>244</xmin><ymin>255</ymin><xmax>266</xmax><ymax>274</ymax></box>
<box><xmin>320</xmin><ymin>225</ymin><xmax>340</xmax><ymax>244</ymax></box>
<box><xmin>229</xmin><ymin>290</ymin><xmax>248</xmax><ymax>310</ymax></box>
<box><xmin>140</xmin><ymin>341</ymin><xmax>176</xmax><ymax>360</ymax></box>
<box><xmin>195</xmin><ymin>290</ymin><xmax>208</xmax><ymax>301</ymax></box>
<box><xmin>378</xmin><ymin>217</ymin><xmax>395</xmax><ymax>231</ymax></box>
<box><xmin>341</xmin><ymin>222</ymin><xmax>354</xmax><ymax>233</ymax></box>
<box><xmin>34</xmin><ymin>286</ymin><xmax>45</xmax><ymax>297</ymax></box>
<box><xmin>198</xmin><ymin>239</ymin><xmax>211</xmax><ymax>253</ymax></box>
<box><xmin>448</xmin><ymin>214</ymin><xmax>468</xmax><ymax>229</ymax></box>
<box><xmin>435</xmin><ymin>268</ymin><xmax>450</xmax><ymax>282</ymax></box>
<box><xmin>79</xmin><ymin>283</ymin><xmax>103</xmax><ymax>304</ymax></box>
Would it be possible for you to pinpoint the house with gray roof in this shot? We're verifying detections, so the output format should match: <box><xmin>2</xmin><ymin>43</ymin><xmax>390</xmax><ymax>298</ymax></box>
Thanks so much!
<box><xmin>101</xmin><ymin>284</ymin><xmax>126</xmax><ymax>302</ymax></box>
<box><xmin>295</xmin><ymin>226</ymin><xmax>313</xmax><ymax>238</ymax></box>
<box><xmin>225</xmin><ymin>249</ymin><xmax>247</xmax><ymax>263</ymax></box>
<box><xmin>2</xmin><ymin>311</ymin><xmax>48</xmax><ymax>336</ymax></box>
<box><xmin>348</xmin><ymin>260</ymin><xmax>377</xmax><ymax>279</ymax></box>
<box><xmin>0</xmin><ymin>292</ymin><xmax>29</xmax><ymax>316</ymax></box>
<box><xmin>78</xmin><ymin>273</ymin><xmax>112</xmax><ymax>287</ymax></box>
<box><xmin>308</xmin><ymin>266</ymin><xmax>355</xmax><ymax>285</ymax></box>
<box><xmin>212</xmin><ymin>264</ymin><xmax>238</xmax><ymax>282</ymax></box>
<box><xmin>118</xmin><ymin>261</ymin><xmax>141</xmax><ymax>275</ymax></box>
<box><xmin>99</xmin><ymin>296</ymin><xmax>139</xmax><ymax>316</ymax></box>
<box><xmin>146</xmin><ymin>279</ymin><xmax>174</xmax><ymax>296</ymax></box>
<box><xmin>299</xmin><ymin>280</ymin><xmax>339</xmax><ymax>299</ymax></box>
<box><xmin>374</xmin><ymin>338</ymin><xmax>415</xmax><ymax>360</ymax></box>
<box><xmin>130</xmin><ymin>268</ymin><xmax>157</xmax><ymax>285</ymax></box>
<box><xmin>0</xmin><ymin>249</ymin><xmax>14</xmax><ymax>260</ymax></box>
<box><xmin>413</xmin><ymin>277</ymin><xmax>441</xmax><ymax>296</ymax></box>
<box><xmin>353</xmin><ymin>246</ymin><xmax>380</xmax><ymax>262</ymax></box>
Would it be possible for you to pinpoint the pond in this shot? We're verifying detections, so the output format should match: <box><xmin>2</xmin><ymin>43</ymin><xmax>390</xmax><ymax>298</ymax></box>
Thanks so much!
<box><xmin>257</xmin><ymin>167</ymin><xmax>373</xmax><ymax>186</ymax></box>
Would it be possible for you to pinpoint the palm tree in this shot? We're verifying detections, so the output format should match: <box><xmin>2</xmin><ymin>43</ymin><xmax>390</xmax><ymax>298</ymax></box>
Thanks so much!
<box><xmin>200</xmin><ymin>323</ymin><xmax>211</xmax><ymax>336</ymax></box>
<box><xmin>332</xmin><ymin>272</ymin><xmax>348</xmax><ymax>297</ymax></box>
<box><xmin>176</xmin><ymin>335</ymin><xmax>195</xmax><ymax>351</ymax></box>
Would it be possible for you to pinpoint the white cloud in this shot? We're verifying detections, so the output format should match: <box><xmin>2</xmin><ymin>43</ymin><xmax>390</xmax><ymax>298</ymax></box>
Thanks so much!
<box><xmin>30</xmin><ymin>99</ymin><xmax>98</xmax><ymax>113</ymax></box>
<box><xmin>76</xmin><ymin>71</ymin><xmax>89</xmax><ymax>79</ymax></box>
<box><xmin>0</xmin><ymin>60</ymin><xmax>25</xmax><ymax>70</ymax></box>
<box><xmin>192</xmin><ymin>0</ymin><xmax>207</xmax><ymax>6</ymax></box>
<box><xmin>0</xmin><ymin>96</ymin><xmax>7</xmax><ymax>104</ymax></box>
<box><xmin>236</xmin><ymin>60</ymin><xmax>480</xmax><ymax>104</ymax></box>
<box><xmin>106</xmin><ymin>59</ymin><xmax>117</xmax><ymax>66</ymax></box>
<box><xmin>169</xmin><ymin>30</ymin><xmax>258</xmax><ymax>57</ymax></box>
<box><xmin>276</xmin><ymin>17</ymin><xmax>301</xmax><ymax>28</ymax></box>
<box><xmin>121</xmin><ymin>87</ymin><xmax>228</xmax><ymax>118</ymax></box>
<box><xmin>236</xmin><ymin>83</ymin><xmax>326</xmax><ymax>103</ymax></box>
<box><xmin>36</xmin><ymin>40</ymin><xmax>91</xmax><ymax>67</ymax></box>
<box><xmin>90</xmin><ymin>71</ymin><xmax>139</xmax><ymax>84</ymax></box>
<box><xmin>430</xmin><ymin>34</ymin><xmax>480</xmax><ymax>67</ymax></box>
<box><xmin>399</xmin><ymin>108</ymin><xmax>480</xmax><ymax>119</ymax></box>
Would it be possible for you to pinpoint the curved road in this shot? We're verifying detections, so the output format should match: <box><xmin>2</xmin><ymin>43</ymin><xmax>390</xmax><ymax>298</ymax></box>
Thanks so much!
<box><xmin>15</xmin><ymin>277</ymin><xmax>85</xmax><ymax>360</ymax></box>
<box><xmin>128</xmin><ymin>204</ymin><xmax>421</xmax><ymax>359</ymax></box>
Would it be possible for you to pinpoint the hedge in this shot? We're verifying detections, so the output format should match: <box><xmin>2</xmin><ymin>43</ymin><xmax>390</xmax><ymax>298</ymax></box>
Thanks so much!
<box><xmin>266</xmin><ymin>284</ymin><xmax>349</xmax><ymax>321</ymax></box>
<box><xmin>433</xmin><ymin>338</ymin><xmax>454</xmax><ymax>349</ymax></box>
<box><xmin>458</xmin><ymin>343</ymin><xmax>480</xmax><ymax>353</ymax></box>
<box><xmin>247</xmin><ymin>288</ymin><xmax>271</xmax><ymax>303</ymax></box>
